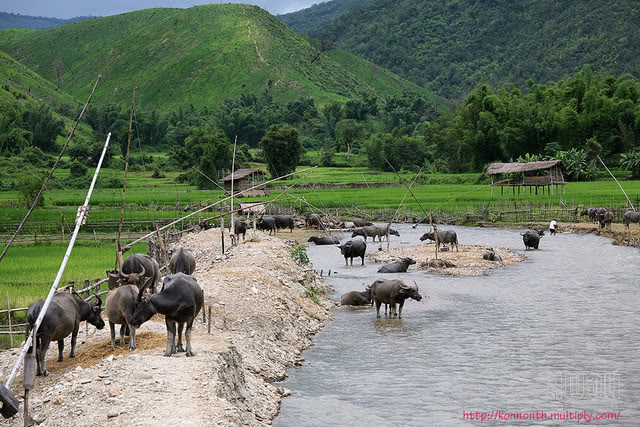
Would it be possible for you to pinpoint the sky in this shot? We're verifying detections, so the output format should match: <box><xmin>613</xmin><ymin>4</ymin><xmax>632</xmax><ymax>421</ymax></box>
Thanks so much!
<box><xmin>0</xmin><ymin>1</ymin><xmax>323</xmax><ymax>19</ymax></box>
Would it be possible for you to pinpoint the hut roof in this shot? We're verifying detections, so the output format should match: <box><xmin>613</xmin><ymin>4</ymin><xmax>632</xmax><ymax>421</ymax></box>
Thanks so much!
<box><xmin>487</xmin><ymin>160</ymin><xmax>561</xmax><ymax>175</ymax></box>
<box><xmin>222</xmin><ymin>168</ymin><xmax>264</xmax><ymax>182</ymax></box>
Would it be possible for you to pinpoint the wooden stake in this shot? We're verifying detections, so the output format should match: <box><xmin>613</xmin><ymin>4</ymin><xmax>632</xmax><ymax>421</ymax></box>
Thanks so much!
<box><xmin>207</xmin><ymin>306</ymin><xmax>212</xmax><ymax>334</ymax></box>
<box><xmin>6</xmin><ymin>293</ymin><xmax>12</xmax><ymax>348</ymax></box>
<box><xmin>221</xmin><ymin>216</ymin><xmax>225</xmax><ymax>255</ymax></box>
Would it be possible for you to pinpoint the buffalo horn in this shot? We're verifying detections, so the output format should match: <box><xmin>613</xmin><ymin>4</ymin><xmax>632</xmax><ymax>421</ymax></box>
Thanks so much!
<box><xmin>138</xmin><ymin>264</ymin><xmax>146</xmax><ymax>278</ymax></box>
<box><xmin>119</xmin><ymin>269</ymin><xmax>129</xmax><ymax>279</ymax></box>
<box><xmin>399</xmin><ymin>281</ymin><xmax>411</xmax><ymax>290</ymax></box>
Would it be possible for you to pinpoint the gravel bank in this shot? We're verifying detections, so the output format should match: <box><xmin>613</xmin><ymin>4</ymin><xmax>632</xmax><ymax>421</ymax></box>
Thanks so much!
<box><xmin>0</xmin><ymin>228</ymin><xmax>332</xmax><ymax>426</ymax></box>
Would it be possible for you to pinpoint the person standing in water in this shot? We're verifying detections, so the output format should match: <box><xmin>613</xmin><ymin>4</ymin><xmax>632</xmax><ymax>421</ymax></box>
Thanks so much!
<box><xmin>549</xmin><ymin>218</ymin><xmax>558</xmax><ymax>235</ymax></box>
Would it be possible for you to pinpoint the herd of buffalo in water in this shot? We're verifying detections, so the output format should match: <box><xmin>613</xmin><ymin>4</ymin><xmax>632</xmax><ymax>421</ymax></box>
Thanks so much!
<box><xmin>23</xmin><ymin>206</ymin><xmax>639</xmax><ymax>373</ymax></box>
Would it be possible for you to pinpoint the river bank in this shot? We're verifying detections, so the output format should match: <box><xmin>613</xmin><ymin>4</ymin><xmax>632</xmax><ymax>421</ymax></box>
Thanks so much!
<box><xmin>0</xmin><ymin>228</ymin><xmax>332</xmax><ymax>426</ymax></box>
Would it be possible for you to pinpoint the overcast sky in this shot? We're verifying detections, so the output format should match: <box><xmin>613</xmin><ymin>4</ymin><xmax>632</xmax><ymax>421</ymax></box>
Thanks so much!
<box><xmin>0</xmin><ymin>1</ymin><xmax>322</xmax><ymax>19</ymax></box>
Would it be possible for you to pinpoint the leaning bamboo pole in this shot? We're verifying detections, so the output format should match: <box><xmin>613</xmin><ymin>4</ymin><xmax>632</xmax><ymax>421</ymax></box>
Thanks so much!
<box><xmin>4</xmin><ymin>132</ymin><xmax>112</xmax><ymax>396</ymax></box>
<box><xmin>598</xmin><ymin>155</ymin><xmax>636</xmax><ymax>211</ymax></box>
<box><xmin>121</xmin><ymin>166</ymin><xmax>318</xmax><ymax>253</ymax></box>
<box><xmin>0</xmin><ymin>75</ymin><xmax>102</xmax><ymax>265</ymax></box>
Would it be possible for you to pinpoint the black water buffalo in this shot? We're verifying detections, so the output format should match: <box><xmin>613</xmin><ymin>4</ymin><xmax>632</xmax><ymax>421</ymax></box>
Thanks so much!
<box><xmin>340</xmin><ymin>287</ymin><xmax>372</xmax><ymax>306</ymax></box>
<box><xmin>338</xmin><ymin>239</ymin><xmax>367</xmax><ymax>266</ymax></box>
<box><xmin>307</xmin><ymin>236</ymin><xmax>340</xmax><ymax>245</ymax></box>
<box><xmin>377</xmin><ymin>257</ymin><xmax>416</xmax><ymax>273</ymax></box>
<box><xmin>305</xmin><ymin>213</ymin><xmax>323</xmax><ymax>229</ymax></box>
<box><xmin>371</xmin><ymin>279</ymin><xmax>422</xmax><ymax>319</ymax></box>
<box><xmin>257</xmin><ymin>216</ymin><xmax>277</xmax><ymax>235</ymax></box>
<box><xmin>105</xmin><ymin>285</ymin><xmax>139</xmax><ymax>350</ymax></box>
<box><xmin>26</xmin><ymin>292</ymin><xmax>105</xmax><ymax>376</ymax></box>
<box><xmin>169</xmin><ymin>247</ymin><xmax>196</xmax><ymax>276</ymax></box>
<box><xmin>130</xmin><ymin>273</ymin><xmax>204</xmax><ymax>357</ymax></box>
<box><xmin>522</xmin><ymin>229</ymin><xmax>544</xmax><ymax>250</ymax></box>
<box><xmin>352</xmin><ymin>218</ymin><xmax>374</xmax><ymax>227</ymax></box>
<box><xmin>351</xmin><ymin>225</ymin><xmax>381</xmax><ymax>242</ymax></box>
<box><xmin>599</xmin><ymin>211</ymin><xmax>614</xmax><ymax>229</ymax></box>
<box><xmin>111</xmin><ymin>253</ymin><xmax>161</xmax><ymax>294</ymax></box>
<box><xmin>420</xmin><ymin>229</ymin><xmax>459</xmax><ymax>251</ymax></box>
<box><xmin>580</xmin><ymin>208</ymin><xmax>599</xmax><ymax>223</ymax></box>
<box><xmin>273</xmin><ymin>215</ymin><xmax>294</xmax><ymax>232</ymax></box>
<box><xmin>377</xmin><ymin>224</ymin><xmax>400</xmax><ymax>241</ymax></box>
<box><xmin>229</xmin><ymin>217</ymin><xmax>249</xmax><ymax>243</ymax></box>
<box><xmin>623</xmin><ymin>211</ymin><xmax>640</xmax><ymax>229</ymax></box>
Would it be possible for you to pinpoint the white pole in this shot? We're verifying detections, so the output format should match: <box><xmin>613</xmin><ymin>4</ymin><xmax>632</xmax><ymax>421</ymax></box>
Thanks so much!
<box><xmin>5</xmin><ymin>133</ymin><xmax>112</xmax><ymax>389</ymax></box>
<box><xmin>230</xmin><ymin>135</ymin><xmax>238</xmax><ymax>240</ymax></box>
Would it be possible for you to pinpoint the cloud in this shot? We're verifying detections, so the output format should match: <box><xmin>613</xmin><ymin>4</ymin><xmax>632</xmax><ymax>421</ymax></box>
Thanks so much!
<box><xmin>0</xmin><ymin>1</ymin><xmax>320</xmax><ymax>19</ymax></box>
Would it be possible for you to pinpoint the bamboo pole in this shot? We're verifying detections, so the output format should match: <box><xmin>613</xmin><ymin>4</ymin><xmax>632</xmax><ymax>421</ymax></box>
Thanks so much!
<box><xmin>116</xmin><ymin>87</ymin><xmax>137</xmax><ymax>268</ymax></box>
<box><xmin>5</xmin><ymin>132</ymin><xmax>112</xmax><ymax>390</ymax></box>
<box><xmin>598</xmin><ymin>155</ymin><xmax>636</xmax><ymax>211</ymax></box>
<box><xmin>6</xmin><ymin>293</ymin><xmax>12</xmax><ymax>348</ymax></box>
<box><xmin>0</xmin><ymin>75</ymin><xmax>102</xmax><ymax>265</ymax></box>
<box><xmin>122</xmin><ymin>166</ymin><xmax>317</xmax><ymax>253</ymax></box>
<box><xmin>230</xmin><ymin>135</ymin><xmax>238</xmax><ymax>242</ymax></box>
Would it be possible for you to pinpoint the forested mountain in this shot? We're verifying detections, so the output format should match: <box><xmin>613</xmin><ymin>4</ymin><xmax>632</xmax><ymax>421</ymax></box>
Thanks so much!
<box><xmin>0</xmin><ymin>4</ymin><xmax>437</xmax><ymax>112</ymax></box>
<box><xmin>0</xmin><ymin>12</ymin><xmax>93</xmax><ymax>30</ymax></box>
<box><xmin>278</xmin><ymin>0</ymin><xmax>370</xmax><ymax>34</ymax></box>
<box><xmin>309</xmin><ymin>0</ymin><xmax>640</xmax><ymax>99</ymax></box>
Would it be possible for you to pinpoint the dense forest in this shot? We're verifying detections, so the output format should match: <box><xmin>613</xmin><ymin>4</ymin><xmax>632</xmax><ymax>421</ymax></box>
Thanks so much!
<box><xmin>306</xmin><ymin>0</ymin><xmax>640</xmax><ymax>99</ymax></box>
<box><xmin>278</xmin><ymin>0</ymin><xmax>370</xmax><ymax>34</ymax></box>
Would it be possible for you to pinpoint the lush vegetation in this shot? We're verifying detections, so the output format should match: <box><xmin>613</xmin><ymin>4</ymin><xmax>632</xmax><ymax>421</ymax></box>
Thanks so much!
<box><xmin>0</xmin><ymin>5</ymin><xmax>438</xmax><ymax>112</ymax></box>
<box><xmin>307</xmin><ymin>0</ymin><xmax>640</xmax><ymax>99</ymax></box>
<box><xmin>278</xmin><ymin>0</ymin><xmax>371</xmax><ymax>34</ymax></box>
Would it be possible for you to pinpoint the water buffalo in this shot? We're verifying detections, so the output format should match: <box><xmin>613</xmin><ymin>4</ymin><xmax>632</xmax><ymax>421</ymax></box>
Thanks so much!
<box><xmin>371</xmin><ymin>279</ymin><xmax>422</xmax><ymax>319</ymax></box>
<box><xmin>352</xmin><ymin>218</ymin><xmax>374</xmax><ymax>227</ymax></box>
<box><xmin>257</xmin><ymin>216</ymin><xmax>277</xmax><ymax>235</ymax></box>
<box><xmin>26</xmin><ymin>292</ymin><xmax>105</xmax><ymax>376</ymax></box>
<box><xmin>420</xmin><ymin>229</ymin><xmax>459</xmax><ymax>251</ymax></box>
<box><xmin>377</xmin><ymin>257</ymin><xmax>416</xmax><ymax>273</ymax></box>
<box><xmin>229</xmin><ymin>217</ymin><xmax>249</xmax><ymax>244</ymax></box>
<box><xmin>169</xmin><ymin>247</ymin><xmax>196</xmax><ymax>276</ymax></box>
<box><xmin>338</xmin><ymin>239</ymin><xmax>367</xmax><ymax>266</ymax></box>
<box><xmin>623</xmin><ymin>211</ymin><xmax>640</xmax><ymax>229</ymax></box>
<box><xmin>599</xmin><ymin>211</ymin><xmax>613</xmax><ymax>229</ymax></box>
<box><xmin>522</xmin><ymin>229</ymin><xmax>544</xmax><ymax>250</ymax></box>
<box><xmin>111</xmin><ymin>253</ymin><xmax>161</xmax><ymax>294</ymax></box>
<box><xmin>580</xmin><ymin>208</ymin><xmax>599</xmax><ymax>223</ymax></box>
<box><xmin>307</xmin><ymin>236</ymin><xmax>340</xmax><ymax>245</ymax></box>
<box><xmin>305</xmin><ymin>213</ymin><xmax>323</xmax><ymax>229</ymax></box>
<box><xmin>351</xmin><ymin>225</ymin><xmax>381</xmax><ymax>242</ymax></box>
<box><xmin>273</xmin><ymin>215</ymin><xmax>294</xmax><ymax>232</ymax></box>
<box><xmin>340</xmin><ymin>287</ymin><xmax>372</xmax><ymax>306</ymax></box>
<box><xmin>377</xmin><ymin>224</ymin><xmax>400</xmax><ymax>241</ymax></box>
<box><xmin>105</xmin><ymin>285</ymin><xmax>139</xmax><ymax>350</ymax></box>
<box><xmin>130</xmin><ymin>273</ymin><xmax>204</xmax><ymax>357</ymax></box>
<box><xmin>482</xmin><ymin>250</ymin><xmax>502</xmax><ymax>262</ymax></box>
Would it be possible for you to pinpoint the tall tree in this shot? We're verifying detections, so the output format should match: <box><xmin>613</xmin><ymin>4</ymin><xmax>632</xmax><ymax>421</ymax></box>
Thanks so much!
<box><xmin>260</xmin><ymin>124</ymin><xmax>303</xmax><ymax>178</ymax></box>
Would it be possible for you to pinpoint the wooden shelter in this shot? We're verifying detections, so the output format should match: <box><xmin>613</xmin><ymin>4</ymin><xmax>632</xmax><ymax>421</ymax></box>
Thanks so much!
<box><xmin>487</xmin><ymin>160</ymin><xmax>566</xmax><ymax>196</ymax></box>
<box><xmin>223</xmin><ymin>168</ymin><xmax>268</xmax><ymax>197</ymax></box>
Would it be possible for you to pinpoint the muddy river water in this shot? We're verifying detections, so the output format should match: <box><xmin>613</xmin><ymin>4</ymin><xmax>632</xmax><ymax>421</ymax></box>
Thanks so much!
<box><xmin>274</xmin><ymin>224</ymin><xmax>640</xmax><ymax>426</ymax></box>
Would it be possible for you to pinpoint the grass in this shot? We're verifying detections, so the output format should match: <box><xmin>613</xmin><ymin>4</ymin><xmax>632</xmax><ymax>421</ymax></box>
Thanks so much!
<box><xmin>0</xmin><ymin>4</ymin><xmax>440</xmax><ymax>112</ymax></box>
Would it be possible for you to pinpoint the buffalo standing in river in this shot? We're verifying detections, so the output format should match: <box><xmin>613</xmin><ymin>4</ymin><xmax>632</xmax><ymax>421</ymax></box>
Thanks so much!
<box><xmin>376</xmin><ymin>224</ymin><xmax>400</xmax><ymax>241</ymax></box>
<box><xmin>377</xmin><ymin>257</ymin><xmax>416</xmax><ymax>273</ymax></box>
<box><xmin>522</xmin><ymin>229</ymin><xmax>544</xmax><ymax>250</ymax></box>
<box><xmin>371</xmin><ymin>279</ymin><xmax>422</xmax><ymax>319</ymax></box>
<box><xmin>338</xmin><ymin>240</ymin><xmax>367</xmax><ymax>266</ymax></box>
<box><xmin>307</xmin><ymin>236</ymin><xmax>340</xmax><ymax>245</ymax></box>
<box><xmin>351</xmin><ymin>225</ymin><xmax>381</xmax><ymax>242</ymax></box>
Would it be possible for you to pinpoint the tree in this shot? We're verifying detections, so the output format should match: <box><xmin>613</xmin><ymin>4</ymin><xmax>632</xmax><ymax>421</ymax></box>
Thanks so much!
<box><xmin>335</xmin><ymin>119</ymin><xmax>365</xmax><ymax>159</ymax></box>
<box><xmin>260</xmin><ymin>124</ymin><xmax>303</xmax><ymax>178</ymax></box>
<box><xmin>22</xmin><ymin>105</ymin><xmax>64</xmax><ymax>152</ymax></box>
<box><xmin>185</xmin><ymin>128</ymin><xmax>233</xmax><ymax>189</ymax></box>
<box><xmin>620</xmin><ymin>149</ymin><xmax>640</xmax><ymax>180</ymax></box>
<box><xmin>52</xmin><ymin>58</ymin><xmax>64</xmax><ymax>89</ymax></box>
<box><xmin>0</xmin><ymin>104</ymin><xmax>30</xmax><ymax>154</ymax></box>
<box><xmin>321</xmin><ymin>102</ymin><xmax>343</xmax><ymax>140</ymax></box>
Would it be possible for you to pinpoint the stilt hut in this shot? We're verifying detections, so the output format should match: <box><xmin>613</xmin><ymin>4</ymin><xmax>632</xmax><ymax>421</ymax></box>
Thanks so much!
<box><xmin>487</xmin><ymin>160</ymin><xmax>566</xmax><ymax>196</ymax></box>
<box><xmin>223</xmin><ymin>168</ymin><xmax>267</xmax><ymax>197</ymax></box>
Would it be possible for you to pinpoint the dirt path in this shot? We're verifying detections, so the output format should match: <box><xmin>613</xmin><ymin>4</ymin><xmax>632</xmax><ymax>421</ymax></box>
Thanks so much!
<box><xmin>0</xmin><ymin>228</ymin><xmax>332</xmax><ymax>426</ymax></box>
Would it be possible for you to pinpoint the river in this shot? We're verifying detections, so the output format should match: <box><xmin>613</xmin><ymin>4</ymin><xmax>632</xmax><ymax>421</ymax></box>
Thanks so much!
<box><xmin>274</xmin><ymin>224</ymin><xmax>640</xmax><ymax>426</ymax></box>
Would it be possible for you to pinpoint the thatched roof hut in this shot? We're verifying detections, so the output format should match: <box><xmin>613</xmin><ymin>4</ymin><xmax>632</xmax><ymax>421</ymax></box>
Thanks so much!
<box><xmin>222</xmin><ymin>168</ymin><xmax>267</xmax><ymax>196</ymax></box>
<box><xmin>487</xmin><ymin>160</ymin><xmax>566</xmax><ymax>195</ymax></box>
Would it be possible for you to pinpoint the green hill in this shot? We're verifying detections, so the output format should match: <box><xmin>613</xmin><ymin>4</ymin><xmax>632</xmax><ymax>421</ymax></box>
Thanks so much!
<box><xmin>0</xmin><ymin>4</ymin><xmax>439</xmax><ymax>111</ymax></box>
<box><xmin>307</xmin><ymin>0</ymin><xmax>640</xmax><ymax>99</ymax></box>
<box><xmin>0</xmin><ymin>12</ymin><xmax>93</xmax><ymax>30</ymax></box>
<box><xmin>278</xmin><ymin>0</ymin><xmax>371</xmax><ymax>34</ymax></box>
<box><xmin>0</xmin><ymin>49</ymin><xmax>79</xmax><ymax>111</ymax></box>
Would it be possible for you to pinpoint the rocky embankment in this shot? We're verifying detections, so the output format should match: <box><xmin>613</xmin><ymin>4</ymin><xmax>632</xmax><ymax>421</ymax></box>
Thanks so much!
<box><xmin>368</xmin><ymin>243</ymin><xmax>525</xmax><ymax>276</ymax></box>
<box><xmin>0</xmin><ymin>229</ymin><xmax>332</xmax><ymax>426</ymax></box>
